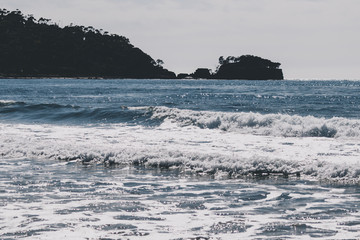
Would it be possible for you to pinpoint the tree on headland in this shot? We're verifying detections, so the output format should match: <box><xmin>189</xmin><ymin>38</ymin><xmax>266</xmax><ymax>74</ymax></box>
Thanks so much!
<box><xmin>218</xmin><ymin>56</ymin><xmax>225</xmax><ymax>65</ymax></box>
<box><xmin>156</xmin><ymin>59</ymin><xmax>164</xmax><ymax>67</ymax></box>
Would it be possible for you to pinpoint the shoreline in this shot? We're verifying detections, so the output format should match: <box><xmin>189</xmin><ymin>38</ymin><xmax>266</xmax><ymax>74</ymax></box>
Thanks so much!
<box><xmin>1</xmin><ymin>77</ymin><xmax>358</xmax><ymax>81</ymax></box>
<box><xmin>0</xmin><ymin>76</ymin><xmax>286</xmax><ymax>81</ymax></box>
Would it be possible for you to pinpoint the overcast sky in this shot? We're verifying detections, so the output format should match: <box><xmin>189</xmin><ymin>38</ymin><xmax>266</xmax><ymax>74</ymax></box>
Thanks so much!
<box><xmin>2</xmin><ymin>0</ymin><xmax>360</xmax><ymax>79</ymax></box>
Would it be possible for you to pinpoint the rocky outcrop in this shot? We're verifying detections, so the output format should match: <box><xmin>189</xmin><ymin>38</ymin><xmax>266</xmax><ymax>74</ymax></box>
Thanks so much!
<box><xmin>214</xmin><ymin>62</ymin><xmax>283</xmax><ymax>80</ymax></box>
<box><xmin>178</xmin><ymin>55</ymin><xmax>284</xmax><ymax>80</ymax></box>
<box><xmin>214</xmin><ymin>55</ymin><xmax>284</xmax><ymax>80</ymax></box>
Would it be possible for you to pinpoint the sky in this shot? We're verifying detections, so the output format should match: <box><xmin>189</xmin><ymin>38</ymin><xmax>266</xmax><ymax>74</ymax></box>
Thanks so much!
<box><xmin>1</xmin><ymin>0</ymin><xmax>360</xmax><ymax>79</ymax></box>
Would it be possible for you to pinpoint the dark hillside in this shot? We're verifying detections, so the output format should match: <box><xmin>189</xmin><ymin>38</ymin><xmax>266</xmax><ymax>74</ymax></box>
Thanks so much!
<box><xmin>0</xmin><ymin>9</ymin><xmax>175</xmax><ymax>78</ymax></box>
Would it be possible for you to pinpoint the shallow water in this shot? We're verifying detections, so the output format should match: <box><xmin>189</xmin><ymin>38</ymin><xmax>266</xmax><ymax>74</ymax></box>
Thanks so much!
<box><xmin>1</xmin><ymin>79</ymin><xmax>360</xmax><ymax>239</ymax></box>
<box><xmin>1</xmin><ymin>158</ymin><xmax>359</xmax><ymax>239</ymax></box>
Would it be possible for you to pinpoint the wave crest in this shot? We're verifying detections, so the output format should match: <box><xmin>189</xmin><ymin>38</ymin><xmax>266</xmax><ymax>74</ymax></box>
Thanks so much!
<box><xmin>5</xmin><ymin>147</ymin><xmax>360</xmax><ymax>183</ymax></box>
<box><xmin>1</xmin><ymin>122</ymin><xmax>359</xmax><ymax>184</ymax></box>
<box><xmin>0</xmin><ymin>100</ymin><xmax>25</xmax><ymax>107</ymax></box>
<box><xmin>151</xmin><ymin>107</ymin><xmax>360</xmax><ymax>138</ymax></box>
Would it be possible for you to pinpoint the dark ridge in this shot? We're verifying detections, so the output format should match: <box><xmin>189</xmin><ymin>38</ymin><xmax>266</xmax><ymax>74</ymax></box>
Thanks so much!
<box><xmin>0</xmin><ymin>9</ymin><xmax>175</xmax><ymax>79</ymax></box>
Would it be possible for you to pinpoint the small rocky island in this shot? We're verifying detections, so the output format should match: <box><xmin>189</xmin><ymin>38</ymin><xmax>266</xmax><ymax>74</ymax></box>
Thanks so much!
<box><xmin>179</xmin><ymin>55</ymin><xmax>283</xmax><ymax>80</ymax></box>
<box><xmin>0</xmin><ymin>9</ymin><xmax>284</xmax><ymax>80</ymax></box>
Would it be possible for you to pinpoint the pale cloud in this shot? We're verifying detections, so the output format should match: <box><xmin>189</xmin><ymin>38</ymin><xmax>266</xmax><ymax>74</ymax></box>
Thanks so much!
<box><xmin>1</xmin><ymin>0</ymin><xmax>359</xmax><ymax>79</ymax></box>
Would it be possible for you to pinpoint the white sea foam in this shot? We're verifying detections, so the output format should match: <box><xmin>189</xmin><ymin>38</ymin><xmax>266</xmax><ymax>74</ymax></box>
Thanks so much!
<box><xmin>0</xmin><ymin>100</ymin><xmax>16</xmax><ymax>103</ymax></box>
<box><xmin>150</xmin><ymin>106</ymin><xmax>360</xmax><ymax>138</ymax></box>
<box><xmin>0</xmin><ymin>99</ymin><xmax>20</xmax><ymax>106</ymax></box>
<box><xmin>1</xmin><ymin>120</ymin><xmax>359</xmax><ymax>183</ymax></box>
<box><xmin>2</xmin><ymin>155</ymin><xmax>358</xmax><ymax>239</ymax></box>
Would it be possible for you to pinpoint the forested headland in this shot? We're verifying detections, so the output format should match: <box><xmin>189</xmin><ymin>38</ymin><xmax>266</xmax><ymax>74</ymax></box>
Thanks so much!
<box><xmin>0</xmin><ymin>9</ymin><xmax>283</xmax><ymax>80</ymax></box>
<box><xmin>0</xmin><ymin>9</ymin><xmax>175</xmax><ymax>78</ymax></box>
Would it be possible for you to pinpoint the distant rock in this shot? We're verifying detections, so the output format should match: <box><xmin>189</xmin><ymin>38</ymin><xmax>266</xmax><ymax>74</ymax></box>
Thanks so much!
<box><xmin>192</xmin><ymin>68</ymin><xmax>212</xmax><ymax>79</ymax></box>
<box><xmin>179</xmin><ymin>55</ymin><xmax>284</xmax><ymax>80</ymax></box>
<box><xmin>177</xmin><ymin>73</ymin><xmax>192</xmax><ymax>79</ymax></box>
<box><xmin>214</xmin><ymin>55</ymin><xmax>284</xmax><ymax>80</ymax></box>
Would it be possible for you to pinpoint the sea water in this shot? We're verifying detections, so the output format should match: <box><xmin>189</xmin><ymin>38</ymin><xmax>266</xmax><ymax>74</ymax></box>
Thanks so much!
<box><xmin>0</xmin><ymin>79</ymin><xmax>359</xmax><ymax>239</ymax></box>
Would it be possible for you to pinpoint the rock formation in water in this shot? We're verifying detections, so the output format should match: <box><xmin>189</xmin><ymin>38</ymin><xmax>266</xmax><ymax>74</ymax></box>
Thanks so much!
<box><xmin>182</xmin><ymin>55</ymin><xmax>284</xmax><ymax>80</ymax></box>
<box><xmin>0</xmin><ymin>9</ymin><xmax>176</xmax><ymax>79</ymax></box>
<box><xmin>214</xmin><ymin>55</ymin><xmax>284</xmax><ymax>80</ymax></box>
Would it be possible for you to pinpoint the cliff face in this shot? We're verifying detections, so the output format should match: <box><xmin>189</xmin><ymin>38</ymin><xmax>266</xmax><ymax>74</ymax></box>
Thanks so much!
<box><xmin>0</xmin><ymin>9</ymin><xmax>175</xmax><ymax>79</ymax></box>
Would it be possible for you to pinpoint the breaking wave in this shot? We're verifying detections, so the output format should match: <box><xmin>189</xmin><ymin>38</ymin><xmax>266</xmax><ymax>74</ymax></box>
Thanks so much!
<box><xmin>1</xmin><ymin>121</ymin><xmax>360</xmax><ymax>184</ymax></box>
<box><xmin>150</xmin><ymin>106</ymin><xmax>360</xmax><ymax>138</ymax></box>
<box><xmin>1</xmin><ymin>101</ymin><xmax>360</xmax><ymax>139</ymax></box>
<box><xmin>3</xmin><ymin>141</ymin><xmax>360</xmax><ymax>183</ymax></box>
<box><xmin>0</xmin><ymin>100</ymin><xmax>25</xmax><ymax>107</ymax></box>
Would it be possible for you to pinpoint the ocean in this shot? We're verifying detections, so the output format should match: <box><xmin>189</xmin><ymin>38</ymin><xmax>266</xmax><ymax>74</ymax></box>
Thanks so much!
<box><xmin>0</xmin><ymin>78</ymin><xmax>359</xmax><ymax>239</ymax></box>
